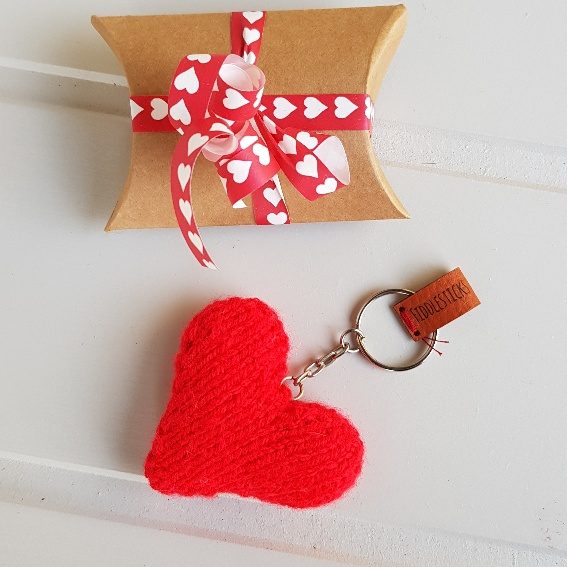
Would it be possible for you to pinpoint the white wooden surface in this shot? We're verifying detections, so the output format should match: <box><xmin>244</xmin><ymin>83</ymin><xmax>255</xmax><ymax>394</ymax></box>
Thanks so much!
<box><xmin>0</xmin><ymin>501</ymin><xmax>351</xmax><ymax>567</ymax></box>
<box><xmin>1</xmin><ymin>1</ymin><xmax>567</xmax><ymax>565</ymax></box>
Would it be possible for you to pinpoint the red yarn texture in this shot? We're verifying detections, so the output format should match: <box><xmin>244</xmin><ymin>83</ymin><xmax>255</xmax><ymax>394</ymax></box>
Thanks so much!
<box><xmin>145</xmin><ymin>297</ymin><xmax>364</xmax><ymax>508</ymax></box>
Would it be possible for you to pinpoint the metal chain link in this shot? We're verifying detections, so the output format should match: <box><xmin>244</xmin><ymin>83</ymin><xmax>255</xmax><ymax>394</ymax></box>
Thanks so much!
<box><xmin>281</xmin><ymin>328</ymin><xmax>364</xmax><ymax>400</ymax></box>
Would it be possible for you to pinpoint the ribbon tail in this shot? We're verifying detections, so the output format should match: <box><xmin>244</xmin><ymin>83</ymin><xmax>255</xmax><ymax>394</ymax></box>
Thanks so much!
<box><xmin>170</xmin><ymin>131</ymin><xmax>217</xmax><ymax>270</ymax></box>
<box><xmin>231</xmin><ymin>11</ymin><xmax>266</xmax><ymax>64</ymax></box>
<box><xmin>251</xmin><ymin>174</ymin><xmax>290</xmax><ymax>226</ymax></box>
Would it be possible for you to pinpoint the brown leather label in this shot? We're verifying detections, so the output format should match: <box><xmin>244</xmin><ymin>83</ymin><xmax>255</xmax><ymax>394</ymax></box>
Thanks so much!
<box><xmin>393</xmin><ymin>268</ymin><xmax>480</xmax><ymax>341</ymax></box>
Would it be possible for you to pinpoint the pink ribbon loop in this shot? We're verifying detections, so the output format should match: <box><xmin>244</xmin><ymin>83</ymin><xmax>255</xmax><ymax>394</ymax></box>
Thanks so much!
<box><xmin>136</xmin><ymin>11</ymin><xmax>372</xmax><ymax>269</ymax></box>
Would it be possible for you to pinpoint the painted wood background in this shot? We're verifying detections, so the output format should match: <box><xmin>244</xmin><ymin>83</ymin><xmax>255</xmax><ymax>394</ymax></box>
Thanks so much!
<box><xmin>1</xmin><ymin>1</ymin><xmax>566</xmax><ymax>565</ymax></box>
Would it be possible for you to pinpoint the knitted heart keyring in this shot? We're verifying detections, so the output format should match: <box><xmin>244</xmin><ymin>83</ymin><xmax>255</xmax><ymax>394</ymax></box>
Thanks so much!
<box><xmin>145</xmin><ymin>297</ymin><xmax>364</xmax><ymax>508</ymax></box>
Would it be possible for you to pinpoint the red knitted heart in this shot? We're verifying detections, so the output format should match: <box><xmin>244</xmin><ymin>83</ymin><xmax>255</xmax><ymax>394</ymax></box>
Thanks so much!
<box><xmin>145</xmin><ymin>297</ymin><xmax>364</xmax><ymax>508</ymax></box>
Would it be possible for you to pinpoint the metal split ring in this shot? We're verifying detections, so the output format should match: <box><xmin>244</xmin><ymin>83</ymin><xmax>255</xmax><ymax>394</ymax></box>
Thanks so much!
<box><xmin>283</xmin><ymin>289</ymin><xmax>438</xmax><ymax>400</ymax></box>
<box><xmin>354</xmin><ymin>289</ymin><xmax>437</xmax><ymax>372</ymax></box>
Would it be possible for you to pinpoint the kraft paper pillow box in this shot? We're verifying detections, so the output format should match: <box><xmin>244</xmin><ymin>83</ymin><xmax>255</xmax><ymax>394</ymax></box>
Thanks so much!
<box><xmin>92</xmin><ymin>5</ymin><xmax>408</xmax><ymax>230</ymax></box>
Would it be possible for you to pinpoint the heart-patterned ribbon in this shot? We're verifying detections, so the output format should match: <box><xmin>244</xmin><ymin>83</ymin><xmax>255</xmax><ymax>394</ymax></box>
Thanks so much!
<box><xmin>129</xmin><ymin>11</ymin><xmax>375</xmax><ymax>269</ymax></box>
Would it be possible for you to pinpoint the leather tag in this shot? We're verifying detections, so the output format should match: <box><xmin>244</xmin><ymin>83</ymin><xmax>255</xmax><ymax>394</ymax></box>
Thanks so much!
<box><xmin>393</xmin><ymin>268</ymin><xmax>480</xmax><ymax>341</ymax></box>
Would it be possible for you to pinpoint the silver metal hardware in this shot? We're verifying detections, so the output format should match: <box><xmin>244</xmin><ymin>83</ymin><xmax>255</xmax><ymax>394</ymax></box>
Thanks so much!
<box><xmin>355</xmin><ymin>289</ymin><xmax>438</xmax><ymax>372</ymax></box>
<box><xmin>282</xmin><ymin>289</ymin><xmax>438</xmax><ymax>400</ymax></box>
<box><xmin>281</xmin><ymin>333</ymin><xmax>359</xmax><ymax>401</ymax></box>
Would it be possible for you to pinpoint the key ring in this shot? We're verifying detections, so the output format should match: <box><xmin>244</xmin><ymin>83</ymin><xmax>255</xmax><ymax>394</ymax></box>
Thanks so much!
<box><xmin>282</xmin><ymin>288</ymin><xmax>437</xmax><ymax>400</ymax></box>
<box><xmin>355</xmin><ymin>289</ymin><xmax>437</xmax><ymax>371</ymax></box>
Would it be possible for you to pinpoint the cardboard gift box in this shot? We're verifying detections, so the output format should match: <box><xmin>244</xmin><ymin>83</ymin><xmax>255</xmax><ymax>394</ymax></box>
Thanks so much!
<box><xmin>92</xmin><ymin>5</ymin><xmax>408</xmax><ymax>232</ymax></box>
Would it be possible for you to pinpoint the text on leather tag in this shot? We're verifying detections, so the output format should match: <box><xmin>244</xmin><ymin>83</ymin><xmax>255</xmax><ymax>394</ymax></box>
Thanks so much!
<box><xmin>393</xmin><ymin>268</ymin><xmax>480</xmax><ymax>341</ymax></box>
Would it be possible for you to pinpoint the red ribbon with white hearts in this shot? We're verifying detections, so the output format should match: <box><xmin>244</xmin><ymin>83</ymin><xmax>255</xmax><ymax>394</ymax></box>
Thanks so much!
<box><xmin>128</xmin><ymin>11</ymin><xmax>375</xmax><ymax>269</ymax></box>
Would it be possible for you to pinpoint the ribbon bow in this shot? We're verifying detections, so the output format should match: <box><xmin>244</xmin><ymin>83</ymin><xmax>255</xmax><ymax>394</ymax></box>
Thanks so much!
<box><xmin>131</xmin><ymin>11</ymin><xmax>374</xmax><ymax>268</ymax></box>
